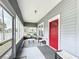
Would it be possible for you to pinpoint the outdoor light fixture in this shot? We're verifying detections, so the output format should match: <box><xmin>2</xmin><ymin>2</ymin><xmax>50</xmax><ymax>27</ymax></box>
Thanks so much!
<box><xmin>34</xmin><ymin>10</ymin><xmax>37</xmax><ymax>14</ymax></box>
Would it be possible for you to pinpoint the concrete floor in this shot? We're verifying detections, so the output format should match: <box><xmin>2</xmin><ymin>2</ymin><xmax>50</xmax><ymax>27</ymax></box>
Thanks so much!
<box><xmin>20</xmin><ymin>47</ymin><xmax>46</xmax><ymax>59</ymax></box>
<box><xmin>1</xmin><ymin>39</ymin><xmax>60</xmax><ymax>59</ymax></box>
<box><xmin>17</xmin><ymin>39</ymin><xmax>46</xmax><ymax>59</ymax></box>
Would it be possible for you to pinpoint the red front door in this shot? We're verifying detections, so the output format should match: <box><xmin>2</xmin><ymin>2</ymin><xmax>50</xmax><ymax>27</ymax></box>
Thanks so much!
<box><xmin>49</xmin><ymin>19</ymin><xmax>58</xmax><ymax>50</ymax></box>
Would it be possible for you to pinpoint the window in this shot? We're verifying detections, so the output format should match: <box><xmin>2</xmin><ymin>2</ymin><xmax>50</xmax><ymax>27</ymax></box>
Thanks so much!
<box><xmin>0</xmin><ymin>5</ymin><xmax>12</xmax><ymax>41</ymax></box>
<box><xmin>16</xmin><ymin>15</ymin><xmax>19</xmax><ymax>43</ymax></box>
<box><xmin>38</xmin><ymin>22</ymin><xmax>44</xmax><ymax>37</ymax></box>
<box><xmin>16</xmin><ymin>15</ymin><xmax>24</xmax><ymax>44</ymax></box>
<box><xmin>3</xmin><ymin>9</ymin><xmax>12</xmax><ymax>40</ymax></box>
<box><xmin>24</xmin><ymin>27</ymin><xmax>37</xmax><ymax>38</ymax></box>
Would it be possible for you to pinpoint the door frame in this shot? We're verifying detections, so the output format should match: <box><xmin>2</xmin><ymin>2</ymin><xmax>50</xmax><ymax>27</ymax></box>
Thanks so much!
<box><xmin>48</xmin><ymin>14</ymin><xmax>61</xmax><ymax>51</ymax></box>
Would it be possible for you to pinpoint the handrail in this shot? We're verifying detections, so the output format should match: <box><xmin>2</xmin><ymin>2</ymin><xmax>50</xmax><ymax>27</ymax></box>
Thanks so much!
<box><xmin>0</xmin><ymin>39</ymin><xmax>12</xmax><ymax>46</ymax></box>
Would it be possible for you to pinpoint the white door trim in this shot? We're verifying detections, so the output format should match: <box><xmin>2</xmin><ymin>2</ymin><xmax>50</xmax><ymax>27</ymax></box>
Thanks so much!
<box><xmin>48</xmin><ymin>14</ymin><xmax>61</xmax><ymax>51</ymax></box>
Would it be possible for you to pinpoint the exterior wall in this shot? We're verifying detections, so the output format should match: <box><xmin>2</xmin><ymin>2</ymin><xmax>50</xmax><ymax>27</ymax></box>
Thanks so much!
<box><xmin>76</xmin><ymin>0</ymin><xmax>79</xmax><ymax>58</ymax></box>
<box><xmin>38</xmin><ymin>0</ymin><xmax>79</xmax><ymax>58</ymax></box>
